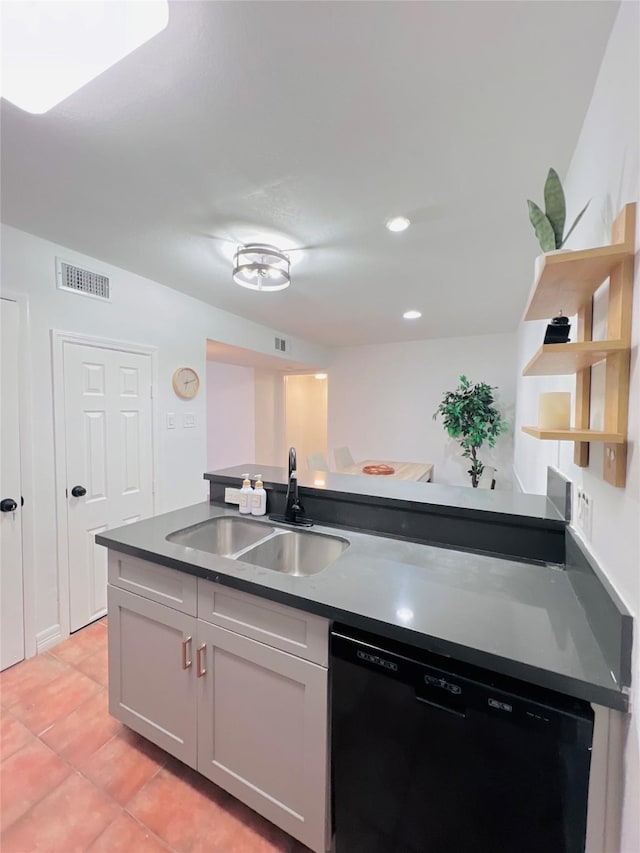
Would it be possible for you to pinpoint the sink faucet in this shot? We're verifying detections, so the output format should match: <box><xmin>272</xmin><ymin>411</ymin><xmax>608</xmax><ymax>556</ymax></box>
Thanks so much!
<box><xmin>286</xmin><ymin>447</ymin><xmax>303</xmax><ymax>521</ymax></box>
<box><xmin>269</xmin><ymin>446</ymin><xmax>313</xmax><ymax>527</ymax></box>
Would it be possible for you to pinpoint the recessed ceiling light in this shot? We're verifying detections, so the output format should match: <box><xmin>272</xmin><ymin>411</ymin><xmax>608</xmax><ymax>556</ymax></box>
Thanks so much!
<box><xmin>385</xmin><ymin>216</ymin><xmax>411</xmax><ymax>233</ymax></box>
<box><xmin>403</xmin><ymin>310</ymin><xmax>422</xmax><ymax>320</ymax></box>
<box><xmin>314</xmin><ymin>373</ymin><xmax>328</xmax><ymax>380</ymax></box>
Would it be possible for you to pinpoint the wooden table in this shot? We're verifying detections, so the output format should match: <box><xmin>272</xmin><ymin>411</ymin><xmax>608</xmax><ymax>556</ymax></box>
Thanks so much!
<box><xmin>337</xmin><ymin>460</ymin><xmax>433</xmax><ymax>482</ymax></box>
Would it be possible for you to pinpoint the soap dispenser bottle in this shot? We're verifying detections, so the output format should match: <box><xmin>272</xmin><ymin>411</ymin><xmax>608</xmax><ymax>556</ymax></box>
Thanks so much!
<box><xmin>251</xmin><ymin>476</ymin><xmax>267</xmax><ymax>516</ymax></box>
<box><xmin>239</xmin><ymin>477</ymin><xmax>253</xmax><ymax>515</ymax></box>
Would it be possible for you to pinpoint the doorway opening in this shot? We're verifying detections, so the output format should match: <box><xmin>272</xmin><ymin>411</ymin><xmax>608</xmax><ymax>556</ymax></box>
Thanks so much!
<box><xmin>284</xmin><ymin>373</ymin><xmax>329</xmax><ymax>474</ymax></box>
<box><xmin>205</xmin><ymin>340</ymin><xmax>327</xmax><ymax>474</ymax></box>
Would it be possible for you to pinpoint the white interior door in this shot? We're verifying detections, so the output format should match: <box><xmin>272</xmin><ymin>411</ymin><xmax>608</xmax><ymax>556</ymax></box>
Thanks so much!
<box><xmin>1</xmin><ymin>298</ymin><xmax>25</xmax><ymax>670</ymax></box>
<box><xmin>64</xmin><ymin>342</ymin><xmax>153</xmax><ymax>632</ymax></box>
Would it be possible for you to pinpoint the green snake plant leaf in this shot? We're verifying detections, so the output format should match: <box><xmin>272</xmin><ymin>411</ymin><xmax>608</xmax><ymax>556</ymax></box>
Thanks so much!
<box><xmin>560</xmin><ymin>200</ymin><xmax>590</xmax><ymax>248</ymax></box>
<box><xmin>544</xmin><ymin>168</ymin><xmax>565</xmax><ymax>249</ymax></box>
<box><xmin>527</xmin><ymin>200</ymin><xmax>556</xmax><ymax>252</ymax></box>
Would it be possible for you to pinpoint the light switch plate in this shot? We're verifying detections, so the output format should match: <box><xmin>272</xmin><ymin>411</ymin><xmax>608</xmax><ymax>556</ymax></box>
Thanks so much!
<box><xmin>166</xmin><ymin>413</ymin><xmax>176</xmax><ymax>429</ymax></box>
<box><xmin>183</xmin><ymin>413</ymin><xmax>196</xmax><ymax>428</ymax></box>
<box><xmin>224</xmin><ymin>487</ymin><xmax>241</xmax><ymax>505</ymax></box>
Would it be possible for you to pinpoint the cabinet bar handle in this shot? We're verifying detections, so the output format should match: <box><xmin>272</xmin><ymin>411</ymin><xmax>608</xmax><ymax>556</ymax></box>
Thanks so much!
<box><xmin>181</xmin><ymin>636</ymin><xmax>192</xmax><ymax>669</ymax></box>
<box><xmin>196</xmin><ymin>643</ymin><xmax>206</xmax><ymax>677</ymax></box>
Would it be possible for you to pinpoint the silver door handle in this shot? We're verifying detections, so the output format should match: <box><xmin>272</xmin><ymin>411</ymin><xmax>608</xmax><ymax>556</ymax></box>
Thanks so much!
<box><xmin>196</xmin><ymin>643</ymin><xmax>206</xmax><ymax>677</ymax></box>
<box><xmin>181</xmin><ymin>635</ymin><xmax>192</xmax><ymax>669</ymax></box>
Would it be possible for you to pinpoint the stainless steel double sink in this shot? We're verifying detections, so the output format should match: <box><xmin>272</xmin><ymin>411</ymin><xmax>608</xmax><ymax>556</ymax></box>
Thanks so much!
<box><xmin>166</xmin><ymin>516</ymin><xmax>349</xmax><ymax>577</ymax></box>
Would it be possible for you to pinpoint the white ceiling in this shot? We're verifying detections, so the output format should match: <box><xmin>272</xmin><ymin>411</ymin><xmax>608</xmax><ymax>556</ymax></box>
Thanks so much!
<box><xmin>0</xmin><ymin>1</ymin><xmax>618</xmax><ymax>347</ymax></box>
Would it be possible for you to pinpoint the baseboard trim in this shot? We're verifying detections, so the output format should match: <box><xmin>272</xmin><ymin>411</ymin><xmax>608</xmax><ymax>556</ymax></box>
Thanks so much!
<box><xmin>36</xmin><ymin>624</ymin><xmax>63</xmax><ymax>654</ymax></box>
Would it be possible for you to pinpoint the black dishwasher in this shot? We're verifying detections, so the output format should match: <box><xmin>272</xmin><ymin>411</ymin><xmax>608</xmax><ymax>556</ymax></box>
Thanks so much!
<box><xmin>331</xmin><ymin>626</ymin><xmax>594</xmax><ymax>853</ymax></box>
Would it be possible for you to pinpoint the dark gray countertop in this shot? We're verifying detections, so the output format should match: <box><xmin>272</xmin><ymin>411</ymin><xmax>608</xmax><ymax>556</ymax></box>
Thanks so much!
<box><xmin>204</xmin><ymin>464</ymin><xmax>564</xmax><ymax>525</ymax></box>
<box><xmin>97</xmin><ymin>502</ymin><xmax>626</xmax><ymax>710</ymax></box>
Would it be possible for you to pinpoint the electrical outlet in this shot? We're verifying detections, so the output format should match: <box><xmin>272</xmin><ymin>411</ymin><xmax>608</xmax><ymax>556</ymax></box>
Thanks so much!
<box><xmin>576</xmin><ymin>488</ymin><xmax>593</xmax><ymax>539</ymax></box>
<box><xmin>224</xmin><ymin>487</ymin><xmax>241</xmax><ymax>505</ymax></box>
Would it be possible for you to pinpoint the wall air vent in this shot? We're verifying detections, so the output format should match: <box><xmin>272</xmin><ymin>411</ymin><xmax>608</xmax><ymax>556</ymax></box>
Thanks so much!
<box><xmin>274</xmin><ymin>336</ymin><xmax>288</xmax><ymax>353</ymax></box>
<box><xmin>56</xmin><ymin>258</ymin><xmax>110</xmax><ymax>301</ymax></box>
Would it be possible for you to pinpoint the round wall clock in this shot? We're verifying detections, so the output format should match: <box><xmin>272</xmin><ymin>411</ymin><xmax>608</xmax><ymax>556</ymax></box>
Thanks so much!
<box><xmin>172</xmin><ymin>367</ymin><xmax>200</xmax><ymax>399</ymax></box>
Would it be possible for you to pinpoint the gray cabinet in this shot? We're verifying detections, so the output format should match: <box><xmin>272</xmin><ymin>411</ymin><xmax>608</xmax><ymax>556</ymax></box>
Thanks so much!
<box><xmin>108</xmin><ymin>551</ymin><xmax>197</xmax><ymax>614</ymax></box>
<box><xmin>108</xmin><ymin>557</ymin><xmax>329</xmax><ymax>852</ymax></box>
<box><xmin>107</xmin><ymin>585</ymin><xmax>198</xmax><ymax>766</ymax></box>
<box><xmin>198</xmin><ymin>578</ymin><xmax>328</xmax><ymax>665</ymax></box>
<box><xmin>197</xmin><ymin>620</ymin><xmax>328</xmax><ymax>852</ymax></box>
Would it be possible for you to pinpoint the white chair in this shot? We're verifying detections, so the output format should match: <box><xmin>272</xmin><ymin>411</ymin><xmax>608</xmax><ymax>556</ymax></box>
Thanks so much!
<box><xmin>333</xmin><ymin>446</ymin><xmax>354</xmax><ymax>470</ymax></box>
<box><xmin>307</xmin><ymin>452</ymin><xmax>329</xmax><ymax>471</ymax></box>
<box><xmin>478</xmin><ymin>466</ymin><xmax>497</xmax><ymax>490</ymax></box>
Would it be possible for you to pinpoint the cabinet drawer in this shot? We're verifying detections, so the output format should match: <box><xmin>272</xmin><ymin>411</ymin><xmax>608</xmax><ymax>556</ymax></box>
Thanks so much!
<box><xmin>197</xmin><ymin>579</ymin><xmax>328</xmax><ymax>666</ymax></box>
<box><xmin>108</xmin><ymin>552</ymin><xmax>197</xmax><ymax>615</ymax></box>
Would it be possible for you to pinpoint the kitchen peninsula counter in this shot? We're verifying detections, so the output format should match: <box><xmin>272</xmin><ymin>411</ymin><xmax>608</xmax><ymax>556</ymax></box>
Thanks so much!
<box><xmin>97</xmin><ymin>501</ymin><xmax>629</xmax><ymax>711</ymax></box>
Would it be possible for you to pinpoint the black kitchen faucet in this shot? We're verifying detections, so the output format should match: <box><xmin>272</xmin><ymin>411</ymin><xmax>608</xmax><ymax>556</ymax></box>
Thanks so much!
<box><xmin>269</xmin><ymin>446</ymin><xmax>314</xmax><ymax>527</ymax></box>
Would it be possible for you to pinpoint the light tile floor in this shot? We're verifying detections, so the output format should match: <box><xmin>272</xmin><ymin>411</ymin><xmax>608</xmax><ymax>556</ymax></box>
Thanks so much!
<box><xmin>1</xmin><ymin>618</ymin><xmax>311</xmax><ymax>852</ymax></box>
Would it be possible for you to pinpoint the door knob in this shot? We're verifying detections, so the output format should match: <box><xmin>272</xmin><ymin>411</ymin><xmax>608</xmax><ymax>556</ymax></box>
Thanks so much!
<box><xmin>0</xmin><ymin>498</ymin><xmax>18</xmax><ymax>512</ymax></box>
<box><xmin>71</xmin><ymin>486</ymin><xmax>87</xmax><ymax>498</ymax></box>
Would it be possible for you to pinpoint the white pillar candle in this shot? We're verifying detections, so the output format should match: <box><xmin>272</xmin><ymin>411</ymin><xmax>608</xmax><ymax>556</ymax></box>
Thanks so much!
<box><xmin>539</xmin><ymin>392</ymin><xmax>571</xmax><ymax>430</ymax></box>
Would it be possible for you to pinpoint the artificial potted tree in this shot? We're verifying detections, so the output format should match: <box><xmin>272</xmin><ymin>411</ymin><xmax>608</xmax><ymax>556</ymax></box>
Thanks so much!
<box><xmin>433</xmin><ymin>375</ymin><xmax>508</xmax><ymax>488</ymax></box>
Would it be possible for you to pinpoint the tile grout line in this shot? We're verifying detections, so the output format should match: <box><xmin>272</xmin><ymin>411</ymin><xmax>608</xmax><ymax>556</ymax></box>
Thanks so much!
<box><xmin>0</xmin><ymin>652</ymin><xmax>74</xmax><ymax>713</ymax></box>
<box><xmin>2</xmin><ymin>662</ymin><xmax>102</xmax><ymax>724</ymax></box>
<box><xmin>0</xmin><ymin>744</ymin><xmax>75</xmax><ymax>835</ymax></box>
<box><xmin>95</xmin><ymin>808</ymin><xmax>177</xmax><ymax>853</ymax></box>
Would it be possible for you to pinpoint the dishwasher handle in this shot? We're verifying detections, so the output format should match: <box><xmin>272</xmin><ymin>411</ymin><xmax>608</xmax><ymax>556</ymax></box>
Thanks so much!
<box><xmin>415</xmin><ymin>694</ymin><xmax>466</xmax><ymax>718</ymax></box>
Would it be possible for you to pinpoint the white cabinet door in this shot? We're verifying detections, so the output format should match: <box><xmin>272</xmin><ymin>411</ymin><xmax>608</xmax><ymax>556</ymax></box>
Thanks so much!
<box><xmin>0</xmin><ymin>298</ymin><xmax>24</xmax><ymax>670</ymax></box>
<box><xmin>108</xmin><ymin>585</ymin><xmax>197</xmax><ymax>767</ymax></box>
<box><xmin>64</xmin><ymin>342</ymin><xmax>153</xmax><ymax>631</ymax></box>
<box><xmin>197</xmin><ymin>621</ymin><xmax>328</xmax><ymax>853</ymax></box>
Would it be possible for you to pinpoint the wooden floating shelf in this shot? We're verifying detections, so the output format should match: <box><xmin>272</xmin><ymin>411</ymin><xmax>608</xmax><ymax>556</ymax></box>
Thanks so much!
<box><xmin>524</xmin><ymin>243</ymin><xmax>633</xmax><ymax>321</ymax></box>
<box><xmin>521</xmin><ymin>203</ymin><xmax>636</xmax><ymax>486</ymax></box>
<box><xmin>521</xmin><ymin>426</ymin><xmax>626</xmax><ymax>444</ymax></box>
<box><xmin>522</xmin><ymin>340</ymin><xmax>627</xmax><ymax>376</ymax></box>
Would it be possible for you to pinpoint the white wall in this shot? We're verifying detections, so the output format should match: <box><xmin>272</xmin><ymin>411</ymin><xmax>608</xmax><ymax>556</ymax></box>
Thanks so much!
<box><xmin>513</xmin><ymin>5</ymin><xmax>639</xmax><ymax>849</ymax></box>
<box><xmin>328</xmin><ymin>333</ymin><xmax>516</xmax><ymax>488</ymax></box>
<box><xmin>207</xmin><ymin>362</ymin><xmax>256</xmax><ymax>471</ymax></box>
<box><xmin>1</xmin><ymin>224</ymin><xmax>330</xmax><ymax>648</ymax></box>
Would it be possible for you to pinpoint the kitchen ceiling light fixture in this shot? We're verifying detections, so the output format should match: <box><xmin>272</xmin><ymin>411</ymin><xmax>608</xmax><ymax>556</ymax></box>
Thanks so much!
<box><xmin>0</xmin><ymin>1</ymin><xmax>169</xmax><ymax>114</ymax></box>
<box><xmin>232</xmin><ymin>243</ymin><xmax>291</xmax><ymax>292</ymax></box>
<box><xmin>403</xmin><ymin>310</ymin><xmax>422</xmax><ymax>320</ymax></box>
<box><xmin>314</xmin><ymin>373</ymin><xmax>328</xmax><ymax>380</ymax></box>
<box><xmin>385</xmin><ymin>216</ymin><xmax>411</xmax><ymax>232</ymax></box>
